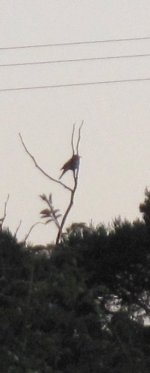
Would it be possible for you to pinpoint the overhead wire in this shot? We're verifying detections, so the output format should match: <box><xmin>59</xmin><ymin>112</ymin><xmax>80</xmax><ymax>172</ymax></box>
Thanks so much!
<box><xmin>0</xmin><ymin>35</ymin><xmax>150</xmax><ymax>50</ymax></box>
<box><xmin>1</xmin><ymin>36</ymin><xmax>150</xmax><ymax>92</ymax></box>
<box><xmin>0</xmin><ymin>77</ymin><xmax>150</xmax><ymax>93</ymax></box>
<box><xmin>0</xmin><ymin>52</ymin><xmax>150</xmax><ymax>68</ymax></box>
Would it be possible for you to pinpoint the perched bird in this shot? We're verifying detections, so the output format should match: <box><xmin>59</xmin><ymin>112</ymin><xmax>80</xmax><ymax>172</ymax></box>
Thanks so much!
<box><xmin>59</xmin><ymin>154</ymin><xmax>80</xmax><ymax>179</ymax></box>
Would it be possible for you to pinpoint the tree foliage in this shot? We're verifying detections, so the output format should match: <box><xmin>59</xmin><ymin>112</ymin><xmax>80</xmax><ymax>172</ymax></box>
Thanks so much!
<box><xmin>1</xmin><ymin>192</ymin><xmax>150</xmax><ymax>372</ymax></box>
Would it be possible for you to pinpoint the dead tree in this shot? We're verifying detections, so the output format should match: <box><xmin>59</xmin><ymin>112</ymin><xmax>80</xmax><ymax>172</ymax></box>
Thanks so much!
<box><xmin>19</xmin><ymin>121</ymin><xmax>84</xmax><ymax>244</ymax></box>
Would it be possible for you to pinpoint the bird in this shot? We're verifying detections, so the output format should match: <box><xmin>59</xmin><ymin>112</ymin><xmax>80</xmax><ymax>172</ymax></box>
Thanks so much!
<box><xmin>59</xmin><ymin>154</ymin><xmax>80</xmax><ymax>179</ymax></box>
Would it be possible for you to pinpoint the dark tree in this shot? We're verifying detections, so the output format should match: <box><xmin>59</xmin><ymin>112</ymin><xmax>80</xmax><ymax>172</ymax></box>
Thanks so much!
<box><xmin>1</xmin><ymin>191</ymin><xmax>150</xmax><ymax>372</ymax></box>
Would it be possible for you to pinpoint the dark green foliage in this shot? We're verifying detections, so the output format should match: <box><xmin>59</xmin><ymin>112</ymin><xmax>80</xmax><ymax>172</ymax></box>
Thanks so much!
<box><xmin>1</xmin><ymin>191</ymin><xmax>150</xmax><ymax>372</ymax></box>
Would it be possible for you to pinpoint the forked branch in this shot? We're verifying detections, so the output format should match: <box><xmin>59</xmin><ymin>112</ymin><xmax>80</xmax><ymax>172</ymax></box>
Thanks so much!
<box><xmin>19</xmin><ymin>133</ymin><xmax>71</xmax><ymax>192</ymax></box>
<box><xmin>56</xmin><ymin>121</ymin><xmax>83</xmax><ymax>244</ymax></box>
<box><xmin>19</xmin><ymin>121</ymin><xmax>84</xmax><ymax>244</ymax></box>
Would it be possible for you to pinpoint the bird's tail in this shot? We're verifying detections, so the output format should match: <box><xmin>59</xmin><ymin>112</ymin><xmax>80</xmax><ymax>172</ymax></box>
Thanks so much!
<box><xmin>59</xmin><ymin>169</ymin><xmax>65</xmax><ymax>179</ymax></box>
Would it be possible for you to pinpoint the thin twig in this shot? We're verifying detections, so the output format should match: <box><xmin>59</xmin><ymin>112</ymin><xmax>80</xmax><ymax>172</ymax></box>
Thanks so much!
<box><xmin>24</xmin><ymin>221</ymin><xmax>45</xmax><ymax>243</ymax></box>
<box><xmin>19</xmin><ymin>133</ymin><xmax>72</xmax><ymax>192</ymax></box>
<box><xmin>0</xmin><ymin>194</ymin><xmax>10</xmax><ymax>230</ymax></box>
<box><xmin>14</xmin><ymin>220</ymin><xmax>22</xmax><ymax>238</ymax></box>
<box><xmin>76</xmin><ymin>120</ymin><xmax>84</xmax><ymax>154</ymax></box>
<box><xmin>71</xmin><ymin>123</ymin><xmax>76</xmax><ymax>154</ymax></box>
<box><xmin>3</xmin><ymin>194</ymin><xmax>9</xmax><ymax>220</ymax></box>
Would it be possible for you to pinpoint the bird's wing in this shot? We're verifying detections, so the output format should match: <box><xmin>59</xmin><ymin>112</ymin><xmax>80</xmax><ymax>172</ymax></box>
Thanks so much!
<box><xmin>60</xmin><ymin>158</ymin><xmax>71</xmax><ymax>170</ymax></box>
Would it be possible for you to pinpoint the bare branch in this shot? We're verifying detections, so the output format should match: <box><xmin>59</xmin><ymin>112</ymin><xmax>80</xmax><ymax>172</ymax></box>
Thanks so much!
<box><xmin>56</xmin><ymin>155</ymin><xmax>80</xmax><ymax>245</ymax></box>
<box><xmin>71</xmin><ymin>123</ymin><xmax>76</xmax><ymax>155</ymax></box>
<box><xmin>55</xmin><ymin>122</ymin><xmax>84</xmax><ymax>244</ymax></box>
<box><xmin>56</xmin><ymin>187</ymin><xmax>75</xmax><ymax>244</ymax></box>
<box><xmin>0</xmin><ymin>194</ymin><xmax>9</xmax><ymax>231</ymax></box>
<box><xmin>56</xmin><ymin>161</ymin><xmax>80</xmax><ymax>245</ymax></box>
<box><xmin>19</xmin><ymin>133</ymin><xmax>72</xmax><ymax>192</ymax></box>
<box><xmin>24</xmin><ymin>221</ymin><xmax>45</xmax><ymax>243</ymax></box>
<box><xmin>3</xmin><ymin>194</ymin><xmax>9</xmax><ymax>220</ymax></box>
<box><xmin>19</xmin><ymin>121</ymin><xmax>84</xmax><ymax>245</ymax></box>
<box><xmin>14</xmin><ymin>220</ymin><xmax>22</xmax><ymax>238</ymax></box>
<box><xmin>76</xmin><ymin>120</ymin><xmax>84</xmax><ymax>154</ymax></box>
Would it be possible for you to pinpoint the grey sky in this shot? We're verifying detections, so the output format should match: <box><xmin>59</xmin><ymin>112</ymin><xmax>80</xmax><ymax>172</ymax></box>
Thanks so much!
<box><xmin>0</xmin><ymin>1</ymin><xmax>150</xmax><ymax>244</ymax></box>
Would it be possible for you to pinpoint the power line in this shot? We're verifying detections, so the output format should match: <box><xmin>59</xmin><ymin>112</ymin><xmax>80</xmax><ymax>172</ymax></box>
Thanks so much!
<box><xmin>1</xmin><ymin>36</ymin><xmax>150</xmax><ymax>50</ymax></box>
<box><xmin>1</xmin><ymin>52</ymin><xmax>150</xmax><ymax>68</ymax></box>
<box><xmin>0</xmin><ymin>77</ymin><xmax>150</xmax><ymax>92</ymax></box>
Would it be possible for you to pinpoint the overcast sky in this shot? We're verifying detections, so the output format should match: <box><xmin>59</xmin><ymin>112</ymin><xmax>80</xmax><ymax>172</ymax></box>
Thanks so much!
<box><xmin>0</xmin><ymin>1</ymin><xmax>150</xmax><ymax>245</ymax></box>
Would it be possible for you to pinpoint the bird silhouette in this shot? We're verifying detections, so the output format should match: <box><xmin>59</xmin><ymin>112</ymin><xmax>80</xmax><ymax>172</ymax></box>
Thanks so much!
<box><xmin>59</xmin><ymin>154</ymin><xmax>80</xmax><ymax>179</ymax></box>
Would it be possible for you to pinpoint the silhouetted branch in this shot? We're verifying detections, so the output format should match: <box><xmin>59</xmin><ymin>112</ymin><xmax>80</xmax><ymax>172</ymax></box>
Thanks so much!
<box><xmin>71</xmin><ymin>123</ymin><xmax>76</xmax><ymax>155</ymax></box>
<box><xmin>76</xmin><ymin>120</ymin><xmax>84</xmax><ymax>154</ymax></box>
<box><xmin>24</xmin><ymin>222</ymin><xmax>45</xmax><ymax>243</ymax></box>
<box><xmin>19</xmin><ymin>121</ymin><xmax>84</xmax><ymax>245</ymax></box>
<box><xmin>56</xmin><ymin>121</ymin><xmax>84</xmax><ymax>244</ymax></box>
<box><xmin>56</xmin><ymin>180</ymin><xmax>77</xmax><ymax>244</ymax></box>
<box><xmin>0</xmin><ymin>194</ymin><xmax>9</xmax><ymax>231</ymax></box>
<box><xmin>19</xmin><ymin>133</ymin><xmax>72</xmax><ymax>192</ymax></box>
<box><xmin>14</xmin><ymin>220</ymin><xmax>22</xmax><ymax>238</ymax></box>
